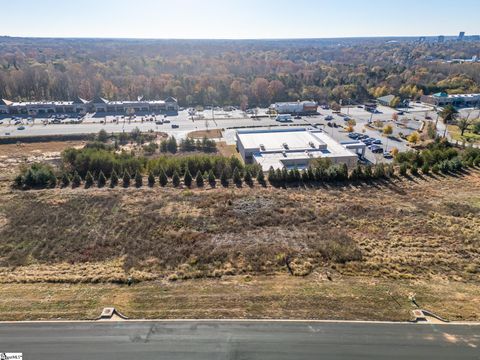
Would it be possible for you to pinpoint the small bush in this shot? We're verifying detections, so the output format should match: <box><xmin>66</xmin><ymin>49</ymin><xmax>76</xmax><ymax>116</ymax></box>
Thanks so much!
<box><xmin>15</xmin><ymin>163</ymin><xmax>57</xmax><ymax>189</ymax></box>
<box><xmin>399</xmin><ymin>163</ymin><xmax>408</xmax><ymax>177</ymax></box>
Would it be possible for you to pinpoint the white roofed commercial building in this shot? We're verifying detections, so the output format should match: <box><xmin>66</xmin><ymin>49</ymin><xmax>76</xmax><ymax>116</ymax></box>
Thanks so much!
<box><xmin>270</xmin><ymin>101</ymin><xmax>318</xmax><ymax>114</ymax></box>
<box><xmin>236</xmin><ymin>127</ymin><xmax>364</xmax><ymax>171</ymax></box>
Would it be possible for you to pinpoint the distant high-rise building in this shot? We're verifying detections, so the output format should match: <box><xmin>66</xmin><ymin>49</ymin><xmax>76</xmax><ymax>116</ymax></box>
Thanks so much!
<box><xmin>458</xmin><ymin>32</ymin><xmax>465</xmax><ymax>41</ymax></box>
<box><xmin>438</xmin><ymin>35</ymin><xmax>445</xmax><ymax>43</ymax></box>
<box><xmin>418</xmin><ymin>36</ymin><xmax>426</xmax><ymax>43</ymax></box>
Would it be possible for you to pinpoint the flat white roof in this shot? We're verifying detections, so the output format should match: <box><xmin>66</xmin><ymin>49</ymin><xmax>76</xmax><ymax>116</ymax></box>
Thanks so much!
<box><xmin>238</xmin><ymin>128</ymin><xmax>326</xmax><ymax>152</ymax></box>
<box><xmin>237</xmin><ymin>127</ymin><xmax>359</xmax><ymax>171</ymax></box>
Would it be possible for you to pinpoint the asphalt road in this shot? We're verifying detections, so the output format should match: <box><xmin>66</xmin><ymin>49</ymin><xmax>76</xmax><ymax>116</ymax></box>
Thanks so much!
<box><xmin>0</xmin><ymin>321</ymin><xmax>479</xmax><ymax>360</ymax></box>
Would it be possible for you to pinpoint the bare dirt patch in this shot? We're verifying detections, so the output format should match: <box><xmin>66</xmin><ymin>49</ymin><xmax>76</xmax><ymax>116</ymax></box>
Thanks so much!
<box><xmin>187</xmin><ymin>129</ymin><xmax>223</xmax><ymax>139</ymax></box>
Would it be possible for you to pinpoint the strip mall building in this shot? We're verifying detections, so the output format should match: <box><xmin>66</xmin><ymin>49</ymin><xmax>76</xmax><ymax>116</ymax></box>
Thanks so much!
<box><xmin>0</xmin><ymin>96</ymin><xmax>178</xmax><ymax>115</ymax></box>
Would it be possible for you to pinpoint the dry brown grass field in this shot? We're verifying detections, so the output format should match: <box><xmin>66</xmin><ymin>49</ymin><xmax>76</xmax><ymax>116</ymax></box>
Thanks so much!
<box><xmin>0</xmin><ymin>166</ymin><xmax>479</xmax><ymax>321</ymax></box>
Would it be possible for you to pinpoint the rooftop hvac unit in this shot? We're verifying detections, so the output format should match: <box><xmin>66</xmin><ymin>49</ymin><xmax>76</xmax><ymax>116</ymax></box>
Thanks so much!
<box><xmin>259</xmin><ymin>144</ymin><xmax>265</xmax><ymax>151</ymax></box>
<box><xmin>309</xmin><ymin>141</ymin><xmax>315</xmax><ymax>148</ymax></box>
<box><xmin>283</xmin><ymin>143</ymin><xmax>289</xmax><ymax>149</ymax></box>
<box><xmin>282</xmin><ymin>151</ymin><xmax>287</xmax><ymax>157</ymax></box>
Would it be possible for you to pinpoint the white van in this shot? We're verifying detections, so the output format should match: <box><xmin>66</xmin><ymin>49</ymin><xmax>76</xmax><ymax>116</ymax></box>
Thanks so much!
<box><xmin>275</xmin><ymin>114</ymin><xmax>292</xmax><ymax>122</ymax></box>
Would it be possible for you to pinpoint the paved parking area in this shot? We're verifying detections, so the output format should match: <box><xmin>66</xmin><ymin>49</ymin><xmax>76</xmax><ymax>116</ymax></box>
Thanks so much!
<box><xmin>0</xmin><ymin>106</ymin><xmax>421</xmax><ymax>164</ymax></box>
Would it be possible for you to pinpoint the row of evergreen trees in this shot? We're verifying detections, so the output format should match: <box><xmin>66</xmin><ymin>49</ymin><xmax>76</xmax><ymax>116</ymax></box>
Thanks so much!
<box><xmin>267</xmin><ymin>162</ymin><xmax>396</xmax><ymax>186</ymax></box>
<box><xmin>58</xmin><ymin>166</ymin><xmax>267</xmax><ymax>189</ymax></box>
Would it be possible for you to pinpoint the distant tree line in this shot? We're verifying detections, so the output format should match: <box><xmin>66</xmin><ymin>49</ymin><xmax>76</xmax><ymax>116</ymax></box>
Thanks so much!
<box><xmin>2</xmin><ymin>38</ymin><xmax>480</xmax><ymax>107</ymax></box>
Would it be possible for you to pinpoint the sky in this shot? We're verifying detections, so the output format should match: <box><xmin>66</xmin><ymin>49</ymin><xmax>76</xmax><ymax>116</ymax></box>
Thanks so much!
<box><xmin>0</xmin><ymin>0</ymin><xmax>479</xmax><ymax>39</ymax></box>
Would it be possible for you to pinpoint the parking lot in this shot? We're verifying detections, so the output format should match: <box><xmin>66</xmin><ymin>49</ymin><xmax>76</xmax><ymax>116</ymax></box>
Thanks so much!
<box><xmin>0</xmin><ymin>103</ymin><xmax>438</xmax><ymax>164</ymax></box>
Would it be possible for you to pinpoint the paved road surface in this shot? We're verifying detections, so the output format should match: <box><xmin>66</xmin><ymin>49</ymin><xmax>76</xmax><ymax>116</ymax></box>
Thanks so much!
<box><xmin>0</xmin><ymin>321</ymin><xmax>479</xmax><ymax>359</ymax></box>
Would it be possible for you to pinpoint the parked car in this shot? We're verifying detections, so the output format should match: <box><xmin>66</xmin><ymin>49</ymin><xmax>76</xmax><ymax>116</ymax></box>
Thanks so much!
<box><xmin>155</xmin><ymin>120</ymin><xmax>163</xmax><ymax>125</ymax></box>
<box><xmin>343</xmin><ymin>116</ymin><xmax>351</xmax><ymax>121</ymax></box>
<box><xmin>397</xmin><ymin>111</ymin><xmax>404</xmax><ymax>115</ymax></box>
<box><xmin>348</xmin><ymin>133</ymin><xmax>360</xmax><ymax>139</ymax></box>
<box><xmin>17</xmin><ymin>126</ymin><xmax>25</xmax><ymax>130</ymax></box>
<box><xmin>383</xmin><ymin>152</ymin><xmax>393</xmax><ymax>159</ymax></box>
<box><xmin>372</xmin><ymin>139</ymin><xmax>382</xmax><ymax>145</ymax></box>
<box><xmin>14</xmin><ymin>120</ymin><xmax>22</xmax><ymax>125</ymax></box>
<box><xmin>163</xmin><ymin>119</ymin><xmax>171</xmax><ymax>123</ymax></box>
<box><xmin>325</xmin><ymin>115</ymin><xmax>333</xmax><ymax>121</ymax></box>
<box><xmin>171</xmin><ymin>124</ymin><xmax>179</xmax><ymax>128</ymax></box>
<box><xmin>294</xmin><ymin>115</ymin><xmax>302</xmax><ymax>119</ymax></box>
<box><xmin>371</xmin><ymin>145</ymin><xmax>384</xmax><ymax>153</ymax></box>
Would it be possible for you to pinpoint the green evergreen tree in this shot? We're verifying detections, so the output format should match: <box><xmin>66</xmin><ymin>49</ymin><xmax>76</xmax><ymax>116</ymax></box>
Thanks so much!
<box><xmin>244</xmin><ymin>169</ymin><xmax>253</xmax><ymax>186</ymax></box>
<box><xmin>135</xmin><ymin>171</ymin><xmax>143</xmax><ymax>188</ymax></box>
<box><xmin>184</xmin><ymin>170</ymin><xmax>192</xmax><ymax>187</ymax></box>
<box><xmin>208</xmin><ymin>169</ymin><xmax>216</xmax><ymax>187</ymax></box>
<box><xmin>123</xmin><ymin>170</ymin><xmax>131</xmax><ymax>188</ymax></box>
<box><xmin>385</xmin><ymin>163</ymin><xmax>395</xmax><ymax>178</ymax></box>
<box><xmin>172</xmin><ymin>171</ymin><xmax>180</xmax><ymax>187</ymax></box>
<box><xmin>110</xmin><ymin>169</ymin><xmax>119</xmax><ymax>188</ymax></box>
<box><xmin>233</xmin><ymin>167</ymin><xmax>242</xmax><ymax>187</ymax></box>
<box><xmin>421</xmin><ymin>163</ymin><xmax>430</xmax><ymax>175</ymax></box>
<box><xmin>196</xmin><ymin>171</ymin><xmax>204</xmax><ymax>187</ymax></box>
<box><xmin>220</xmin><ymin>169</ymin><xmax>229</xmax><ymax>187</ymax></box>
<box><xmin>364</xmin><ymin>164</ymin><xmax>373</xmax><ymax>179</ymax></box>
<box><xmin>349</xmin><ymin>165</ymin><xmax>364</xmax><ymax>181</ymax></box>
<box><xmin>61</xmin><ymin>172</ymin><xmax>70</xmax><ymax>188</ymax></box>
<box><xmin>148</xmin><ymin>171</ymin><xmax>155</xmax><ymax>187</ymax></box>
<box><xmin>301</xmin><ymin>170</ymin><xmax>309</xmax><ymax>183</ymax></box>
<box><xmin>97</xmin><ymin>170</ymin><xmax>106</xmax><ymax>188</ymax></box>
<box><xmin>267</xmin><ymin>167</ymin><xmax>276</xmax><ymax>184</ymax></box>
<box><xmin>72</xmin><ymin>171</ymin><xmax>82</xmax><ymax>188</ymax></box>
<box><xmin>257</xmin><ymin>169</ymin><xmax>266</xmax><ymax>186</ymax></box>
<box><xmin>373</xmin><ymin>164</ymin><xmax>385</xmax><ymax>179</ymax></box>
<box><xmin>85</xmin><ymin>171</ymin><xmax>94</xmax><ymax>188</ymax></box>
<box><xmin>159</xmin><ymin>169</ymin><xmax>168</xmax><ymax>187</ymax></box>
<box><xmin>410</xmin><ymin>164</ymin><xmax>419</xmax><ymax>176</ymax></box>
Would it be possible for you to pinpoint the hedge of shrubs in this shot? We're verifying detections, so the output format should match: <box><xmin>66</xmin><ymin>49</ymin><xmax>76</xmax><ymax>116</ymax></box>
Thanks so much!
<box><xmin>395</xmin><ymin>138</ymin><xmax>480</xmax><ymax>176</ymax></box>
